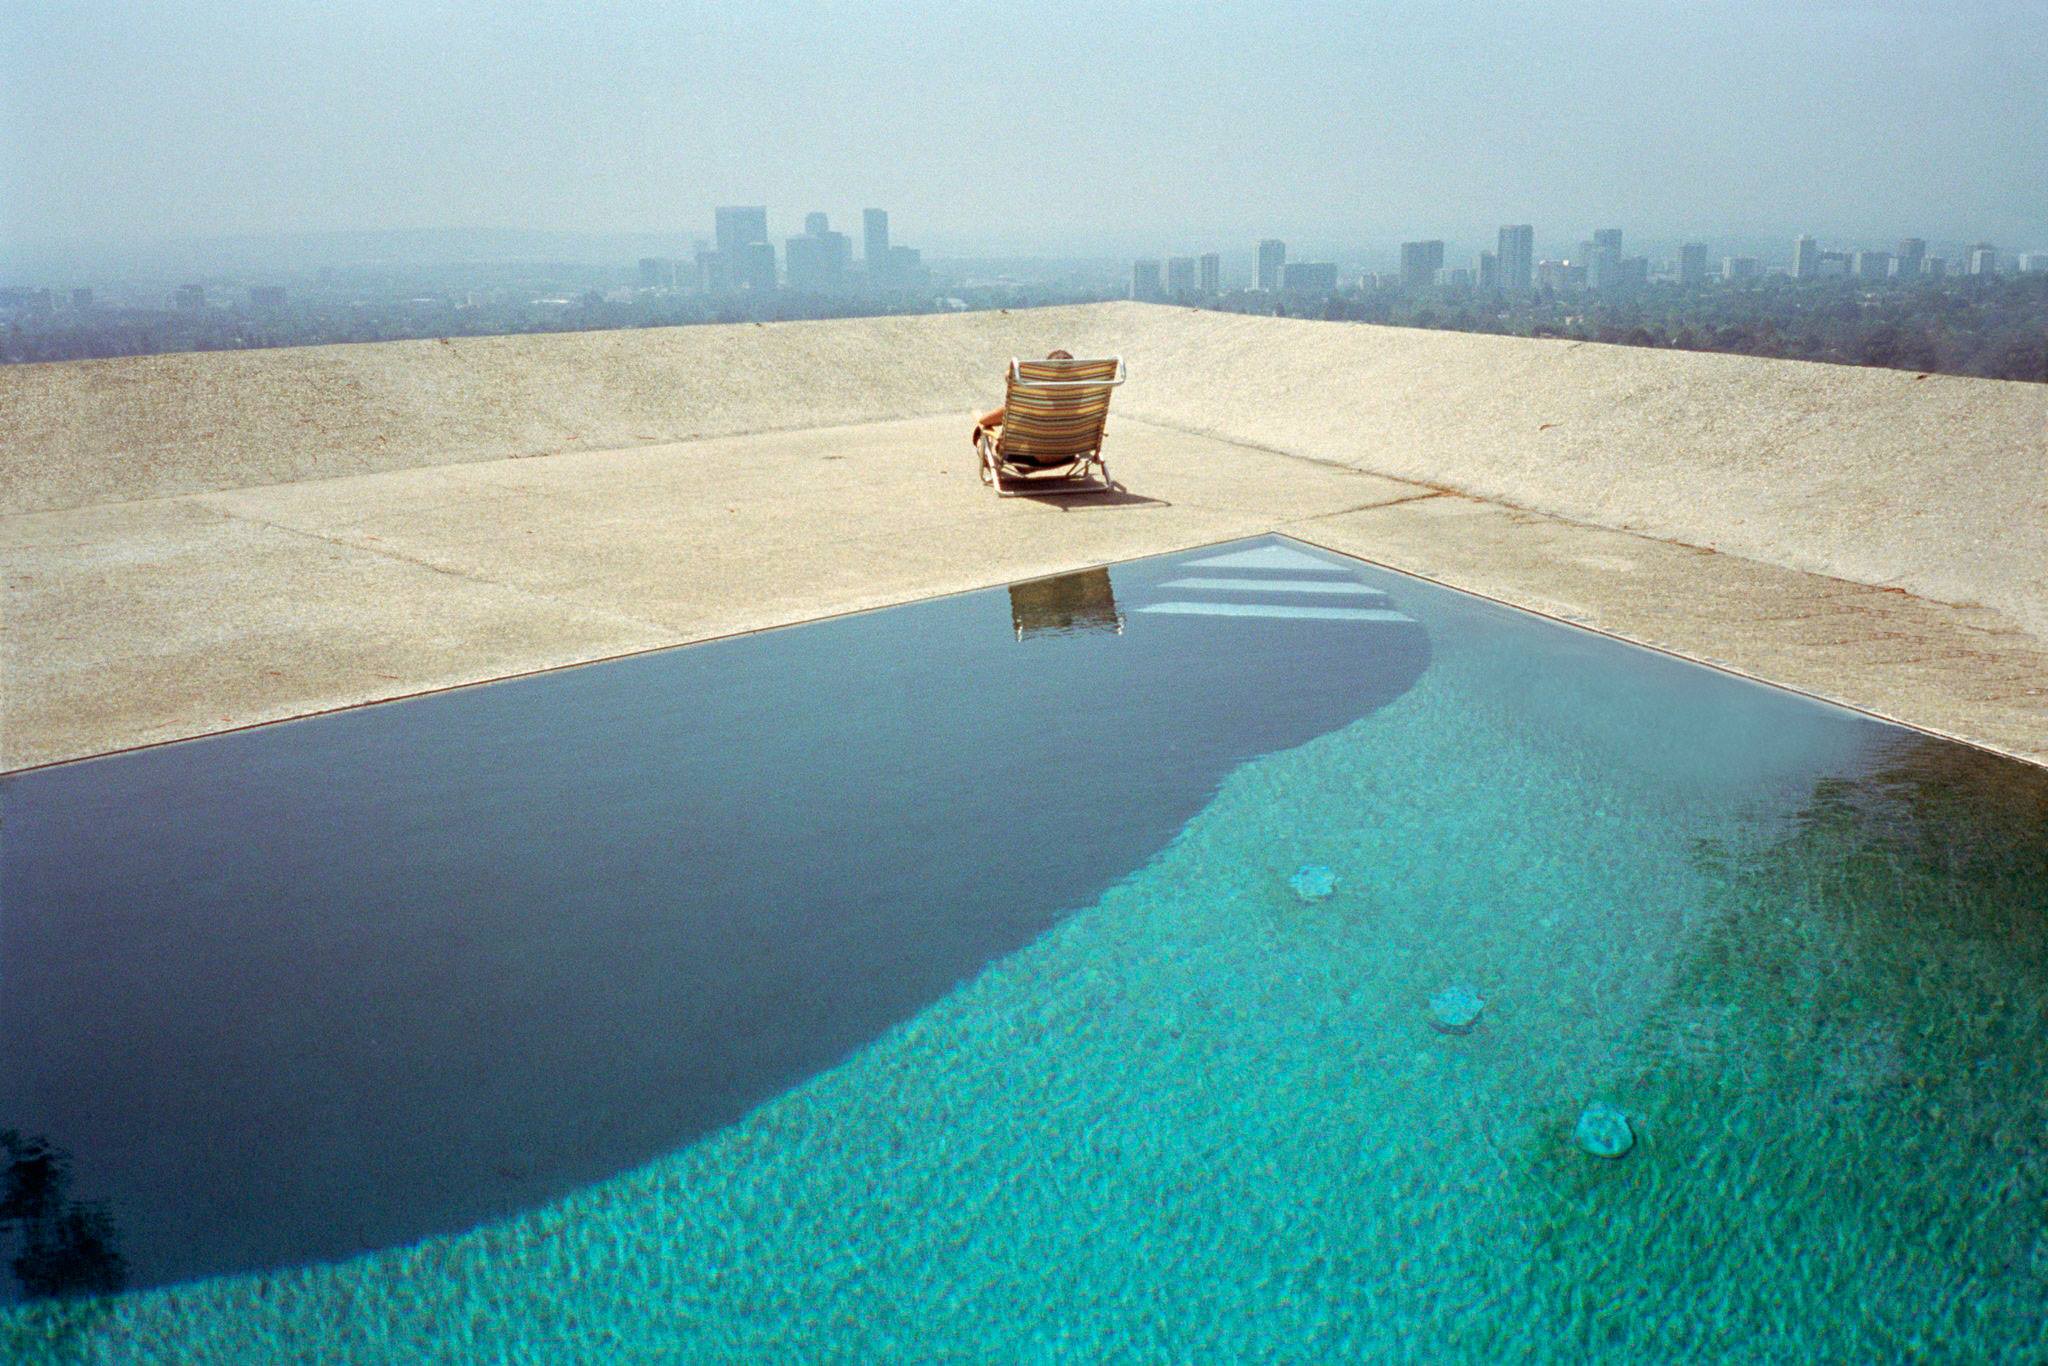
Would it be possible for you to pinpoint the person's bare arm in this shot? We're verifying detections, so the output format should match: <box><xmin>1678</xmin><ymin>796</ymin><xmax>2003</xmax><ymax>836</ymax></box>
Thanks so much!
<box><xmin>971</xmin><ymin>404</ymin><xmax>1004</xmax><ymax>447</ymax></box>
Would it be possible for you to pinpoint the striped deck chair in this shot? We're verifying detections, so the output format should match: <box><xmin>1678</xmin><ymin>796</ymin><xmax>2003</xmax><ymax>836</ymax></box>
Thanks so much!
<box><xmin>977</xmin><ymin>356</ymin><xmax>1127</xmax><ymax>496</ymax></box>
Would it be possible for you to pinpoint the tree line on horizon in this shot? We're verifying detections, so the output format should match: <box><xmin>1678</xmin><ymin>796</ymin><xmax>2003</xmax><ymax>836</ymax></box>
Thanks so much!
<box><xmin>1256</xmin><ymin>273</ymin><xmax>2048</xmax><ymax>383</ymax></box>
<box><xmin>4</xmin><ymin>274</ymin><xmax>2044</xmax><ymax>384</ymax></box>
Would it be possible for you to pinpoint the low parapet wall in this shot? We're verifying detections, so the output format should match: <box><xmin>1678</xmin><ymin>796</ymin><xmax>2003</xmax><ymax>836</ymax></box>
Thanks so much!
<box><xmin>0</xmin><ymin>312</ymin><xmax>1023</xmax><ymax>514</ymax></box>
<box><xmin>5</xmin><ymin>301</ymin><xmax>2042</xmax><ymax>636</ymax></box>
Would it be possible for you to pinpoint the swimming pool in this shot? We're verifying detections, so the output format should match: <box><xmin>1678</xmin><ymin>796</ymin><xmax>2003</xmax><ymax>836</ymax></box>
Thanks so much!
<box><xmin>4</xmin><ymin>535</ymin><xmax>2044</xmax><ymax>1361</ymax></box>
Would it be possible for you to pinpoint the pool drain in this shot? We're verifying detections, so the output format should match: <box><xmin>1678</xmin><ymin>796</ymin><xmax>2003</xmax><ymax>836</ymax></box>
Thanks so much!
<box><xmin>1427</xmin><ymin>984</ymin><xmax>1486</xmax><ymax>1034</ymax></box>
<box><xmin>1574</xmin><ymin>1102</ymin><xmax>1635</xmax><ymax>1158</ymax></box>
<box><xmin>1288</xmin><ymin>864</ymin><xmax>1338</xmax><ymax>902</ymax></box>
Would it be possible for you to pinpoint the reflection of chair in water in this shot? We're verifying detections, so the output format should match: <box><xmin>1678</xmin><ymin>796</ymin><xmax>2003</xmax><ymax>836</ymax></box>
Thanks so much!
<box><xmin>1009</xmin><ymin>567</ymin><xmax>1124</xmax><ymax>641</ymax></box>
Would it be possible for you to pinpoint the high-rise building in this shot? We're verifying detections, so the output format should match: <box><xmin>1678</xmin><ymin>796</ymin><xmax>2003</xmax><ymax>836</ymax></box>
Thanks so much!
<box><xmin>1585</xmin><ymin>229</ymin><xmax>1624</xmax><ymax>291</ymax></box>
<box><xmin>1969</xmin><ymin>244</ymin><xmax>1999</xmax><ymax>275</ymax></box>
<box><xmin>1853</xmin><ymin>250</ymin><xmax>1892</xmax><ymax>281</ymax></box>
<box><xmin>69</xmin><ymin>287</ymin><xmax>94</xmax><ymax>310</ymax></box>
<box><xmin>1257</xmin><ymin>239</ymin><xmax>1286</xmax><ymax>290</ymax></box>
<box><xmin>1198</xmin><ymin>252</ymin><xmax>1221</xmax><ymax>292</ymax></box>
<box><xmin>702</xmin><ymin>207</ymin><xmax>771</xmax><ymax>294</ymax></box>
<box><xmin>1924</xmin><ymin>256</ymin><xmax>1948</xmax><ymax>278</ymax></box>
<box><xmin>637</xmin><ymin>257</ymin><xmax>674</xmax><ymax>288</ymax></box>
<box><xmin>1165</xmin><ymin>256</ymin><xmax>1197</xmax><ymax>295</ymax></box>
<box><xmin>739</xmin><ymin>240</ymin><xmax>777</xmax><ymax>292</ymax></box>
<box><xmin>1476</xmin><ymin>251</ymin><xmax>1499</xmax><ymax>290</ymax></box>
<box><xmin>1895</xmin><ymin>238</ymin><xmax>1926</xmax><ymax>280</ymax></box>
<box><xmin>1399</xmin><ymin>240</ymin><xmax>1445</xmax><ymax>291</ymax></box>
<box><xmin>1131</xmin><ymin>258</ymin><xmax>1164</xmax><ymax>301</ymax></box>
<box><xmin>1679</xmin><ymin>242</ymin><xmax>1711</xmax><ymax>286</ymax></box>
<box><xmin>1497</xmin><ymin>224</ymin><xmax>1534</xmax><ymax>291</ymax></box>
<box><xmin>886</xmin><ymin>245</ymin><xmax>925</xmax><ymax>287</ymax></box>
<box><xmin>247</xmin><ymin>285</ymin><xmax>287</xmax><ymax>309</ymax></box>
<box><xmin>863</xmin><ymin>209</ymin><xmax>890</xmax><ymax>271</ymax></box>
<box><xmin>714</xmin><ymin>206</ymin><xmax>768</xmax><ymax>258</ymax></box>
<box><xmin>695</xmin><ymin>249</ymin><xmax>730</xmax><ymax>293</ymax></box>
<box><xmin>1282</xmin><ymin>261</ymin><xmax>1337</xmax><ymax>292</ymax></box>
<box><xmin>1792</xmin><ymin>235</ymin><xmax>1821</xmax><ymax>280</ymax></box>
<box><xmin>1722</xmin><ymin>256</ymin><xmax>1761</xmax><ymax>281</ymax></box>
<box><xmin>786</xmin><ymin>214</ymin><xmax>852</xmax><ymax>291</ymax></box>
<box><xmin>2019</xmin><ymin>252</ymin><xmax>2048</xmax><ymax>274</ymax></box>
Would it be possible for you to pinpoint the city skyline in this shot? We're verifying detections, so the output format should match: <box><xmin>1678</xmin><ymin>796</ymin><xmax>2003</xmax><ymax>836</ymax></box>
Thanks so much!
<box><xmin>8</xmin><ymin>213</ymin><xmax>2039</xmax><ymax>292</ymax></box>
<box><xmin>8</xmin><ymin>208</ymin><xmax>2042</xmax><ymax>381</ymax></box>
<box><xmin>10</xmin><ymin>213</ymin><xmax>2039</xmax><ymax>322</ymax></box>
<box><xmin>634</xmin><ymin>211</ymin><xmax>2048</xmax><ymax>297</ymax></box>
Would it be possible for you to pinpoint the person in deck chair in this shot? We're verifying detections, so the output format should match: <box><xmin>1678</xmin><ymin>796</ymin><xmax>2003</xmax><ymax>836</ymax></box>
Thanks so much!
<box><xmin>970</xmin><ymin>349</ymin><xmax>1073</xmax><ymax>448</ymax></box>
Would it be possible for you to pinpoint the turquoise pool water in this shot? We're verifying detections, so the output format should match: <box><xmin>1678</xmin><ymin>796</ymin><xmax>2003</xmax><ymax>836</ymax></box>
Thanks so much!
<box><xmin>4</xmin><ymin>537</ymin><xmax>2044</xmax><ymax>1362</ymax></box>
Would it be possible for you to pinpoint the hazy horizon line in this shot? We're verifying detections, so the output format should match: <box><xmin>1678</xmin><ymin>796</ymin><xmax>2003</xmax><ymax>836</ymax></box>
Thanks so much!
<box><xmin>7</xmin><ymin>219</ymin><xmax>2035</xmax><ymax>284</ymax></box>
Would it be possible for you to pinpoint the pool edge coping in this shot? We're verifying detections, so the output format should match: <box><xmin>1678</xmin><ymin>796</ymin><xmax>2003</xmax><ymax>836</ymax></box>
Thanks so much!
<box><xmin>9</xmin><ymin>529</ymin><xmax>2043</xmax><ymax>780</ymax></box>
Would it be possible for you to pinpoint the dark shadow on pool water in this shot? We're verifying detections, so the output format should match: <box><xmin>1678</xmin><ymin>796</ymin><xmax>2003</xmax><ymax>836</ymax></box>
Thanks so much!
<box><xmin>0</xmin><ymin>536</ymin><xmax>1431</xmax><ymax>1294</ymax></box>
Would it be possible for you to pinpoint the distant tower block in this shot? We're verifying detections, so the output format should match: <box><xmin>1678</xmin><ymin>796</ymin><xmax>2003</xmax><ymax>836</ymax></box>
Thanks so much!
<box><xmin>1131</xmin><ymin>258</ymin><xmax>1164</xmax><ymax>301</ymax></box>
<box><xmin>786</xmin><ymin>215</ymin><xmax>852</xmax><ymax>292</ymax></box>
<box><xmin>1398</xmin><ymin>240</ymin><xmax>1445</xmax><ymax>292</ymax></box>
<box><xmin>863</xmin><ymin>209</ymin><xmax>890</xmax><ymax>270</ymax></box>
<box><xmin>740</xmin><ymin>240</ymin><xmax>777</xmax><ymax>292</ymax></box>
<box><xmin>1165</xmin><ymin>257</ymin><xmax>1197</xmax><ymax>295</ymax></box>
<box><xmin>714</xmin><ymin>206</ymin><xmax>768</xmax><ymax>257</ymax></box>
<box><xmin>1679</xmin><ymin>242</ymin><xmax>1710</xmax><ymax>286</ymax></box>
<box><xmin>1497</xmin><ymin>224</ymin><xmax>1534</xmax><ymax>291</ymax></box>
<box><xmin>1257</xmin><ymin>239</ymin><xmax>1286</xmax><ymax>290</ymax></box>
<box><xmin>1895</xmin><ymin>237</ymin><xmax>1926</xmax><ymax>280</ymax></box>
<box><xmin>1792</xmin><ymin>235</ymin><xmax>1820</xmax><ymax>280</ymax></box>
<box><xmin>1198</xmin><ymin>253</ymin><xmax>1221</xmax><ymax>292</ymax></box>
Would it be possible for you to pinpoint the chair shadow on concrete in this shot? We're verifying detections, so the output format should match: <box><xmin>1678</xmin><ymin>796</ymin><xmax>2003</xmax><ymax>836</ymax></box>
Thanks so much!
<box><xmin>1012</xmin><ymin>483</ymin><xmax>1168</xmax><ymax>512</ymax></box>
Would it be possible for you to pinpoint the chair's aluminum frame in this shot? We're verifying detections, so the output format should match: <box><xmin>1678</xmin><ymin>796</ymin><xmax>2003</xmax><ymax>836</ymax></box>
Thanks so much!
<box><xmin>979</xmin><ymin>356</ymin><xmax>1127</xmax><ymax>497</ymax></box>
<box><xmin>1005</xmin><ymin>356</ymin><xmax>1128</xmax><ymax>388</ymax></box>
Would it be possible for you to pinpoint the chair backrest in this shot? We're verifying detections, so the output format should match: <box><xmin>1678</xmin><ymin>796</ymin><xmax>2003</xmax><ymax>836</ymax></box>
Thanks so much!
<box><xmin>998</xmin><ymin>356</ymin><xmax>1125</xmax><ymax>465</ymax></box>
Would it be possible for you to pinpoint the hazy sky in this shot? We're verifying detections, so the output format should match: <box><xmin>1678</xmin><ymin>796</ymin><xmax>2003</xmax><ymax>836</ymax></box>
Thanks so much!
<box><xmin>4</xmin><ymin>0</ymin><xmax>2044</xmax><ymax>261</ymax></box>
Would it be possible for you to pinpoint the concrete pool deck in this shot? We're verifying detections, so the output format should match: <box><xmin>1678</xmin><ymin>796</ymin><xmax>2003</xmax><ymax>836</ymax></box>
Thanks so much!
<box><xmin>3</xmin><ymin>303</ymin><xmax>2044</xmax><ymax>771</ymax></box>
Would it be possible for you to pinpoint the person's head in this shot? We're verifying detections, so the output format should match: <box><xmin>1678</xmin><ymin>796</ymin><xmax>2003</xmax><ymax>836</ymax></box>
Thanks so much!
<box><xmin>1046</xmin><ymin>349</ymin><xmax>1073</xmax><ymax>360</ymax></box>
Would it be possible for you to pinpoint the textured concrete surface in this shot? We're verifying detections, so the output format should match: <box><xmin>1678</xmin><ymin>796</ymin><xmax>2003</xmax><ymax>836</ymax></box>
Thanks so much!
<box><xmin>4</xmin><ymin>304</ymin><xmax>2043</xmax><ymax>770</ymax></box>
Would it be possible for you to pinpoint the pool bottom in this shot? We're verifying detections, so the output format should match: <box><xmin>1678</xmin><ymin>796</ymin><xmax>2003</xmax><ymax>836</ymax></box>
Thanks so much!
<box><xmin>7</xmin><ymin>637</ymin><xmax>2046</xmax><ymax>1363</ymax></box>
